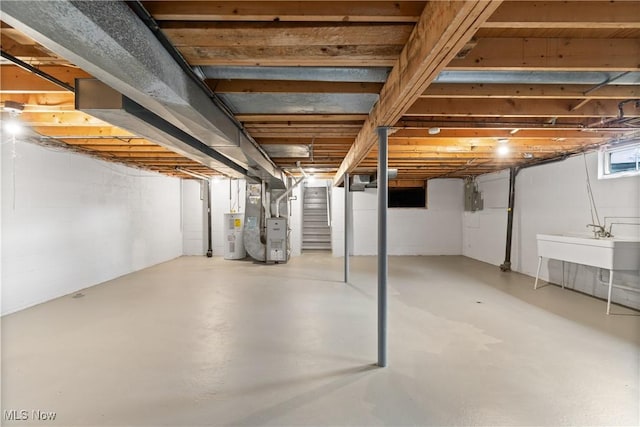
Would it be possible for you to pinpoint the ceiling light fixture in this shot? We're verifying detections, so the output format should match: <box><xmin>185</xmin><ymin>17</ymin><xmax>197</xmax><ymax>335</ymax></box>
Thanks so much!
<box><xmin>496</xmin><ymin>138</ymin><xmax>510</xmax><ymax>156</ymax></box>
<box><xmin>428</xmin><ymin>127</ymin><xmax>441</xmax><ymax>135</ymax></box>
<box><xmin>3</xmin><ymin>100</ymin><xmax>25</xmax><ymax>116</ymax></box>
<box><xmin>4</xmin><ymin>120</ymin><xmax>23</xmax><ymax>135</ymax></box>
<box><xmin>497</xmin><ymin>144</ymin><xmax>510</xmax><ymax>156</ymax></box>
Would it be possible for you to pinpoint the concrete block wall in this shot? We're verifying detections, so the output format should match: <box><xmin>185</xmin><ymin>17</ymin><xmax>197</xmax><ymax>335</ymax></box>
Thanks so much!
<box><xmin>463</xmin><ymin>152</ymin><xmax>640</xmax><ymax>309</ymax></box>
<box><xmin>332</xmin><ymin>178</ymin><xmax>464</xmax><ymax>256</ymax></box>
<box><xmin>1</xmin><ymin>140</ymin><xmax>183</xmax><ymax>315</ymax></box>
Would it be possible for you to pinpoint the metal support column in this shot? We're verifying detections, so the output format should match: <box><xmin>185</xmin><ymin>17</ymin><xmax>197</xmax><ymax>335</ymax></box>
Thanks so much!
<box><xmin>205</xmin><ymin>179</ymin><xmax>213</xmax><ymax>258</ymax></box>
<box><xmin>500</xmin><ymin>167</ymin><xmax>518</xmax><ymax>272</ymax></box>
<box><xmin>344</xmin><ymin>172</ymin><xmax>350</xmax><ymax>283</ymax></box>
<box><xmin>377</xmin><ymin>127</ymin><xmax>389</xmax><ymax>368</ymax></box>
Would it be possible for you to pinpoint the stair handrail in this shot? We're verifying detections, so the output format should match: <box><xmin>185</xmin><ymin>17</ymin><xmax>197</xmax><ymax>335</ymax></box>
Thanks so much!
<box><xmin>325</xmin><ymin>181</ymin><xmax>332</xmax><ymax>227</ymax></box>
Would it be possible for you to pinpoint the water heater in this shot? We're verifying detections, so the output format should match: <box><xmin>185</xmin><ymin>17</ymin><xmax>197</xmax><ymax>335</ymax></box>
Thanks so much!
<box><xmin>224</xmin><ymin>213</ymin><xmax>246</xmax><ymax>260</ymax></box>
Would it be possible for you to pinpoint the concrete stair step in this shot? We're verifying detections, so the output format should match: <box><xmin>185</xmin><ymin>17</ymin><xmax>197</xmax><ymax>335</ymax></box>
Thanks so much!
<box><xmin>302</xmin><ymin>243</ymin><xmax>332</xmax><ymax>250</ymax></box>
<box><xmin>303</xmin><ymin>235</ymin><xmax>331</xmax><ymax>243</ymax></box>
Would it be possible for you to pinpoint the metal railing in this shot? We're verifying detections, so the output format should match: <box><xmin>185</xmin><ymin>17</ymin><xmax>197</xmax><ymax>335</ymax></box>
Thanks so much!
<box><xmin>325</xmin><ymin>181</ymin><xmax>332</xmax><ymax>227</ymax></box>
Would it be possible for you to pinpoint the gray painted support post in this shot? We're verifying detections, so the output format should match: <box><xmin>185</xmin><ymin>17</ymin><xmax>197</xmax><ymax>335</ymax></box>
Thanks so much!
<box><xmin>344</xmin><ymin>173</ymin><xmax>350</xmax><ymax>283</ymax></box>
<box><xmin>377</xmin><ymin>127</ymin><xmax>389</xmax><ymax>368</ymax></box>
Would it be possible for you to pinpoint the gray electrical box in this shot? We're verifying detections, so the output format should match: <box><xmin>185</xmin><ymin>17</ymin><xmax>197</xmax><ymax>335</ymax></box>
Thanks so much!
<box><xmin>266</xmin><ymin>218</ymin><xmax>288</xmax><ymax>263</ymax></box>
<box><xmin>464</xmin><ymin>179</ymin><xmax>484</xmax><ymax>212</ymax></box>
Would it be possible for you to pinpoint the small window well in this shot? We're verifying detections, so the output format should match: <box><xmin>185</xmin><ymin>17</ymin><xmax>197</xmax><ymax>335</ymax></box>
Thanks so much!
<box><xmin>388</xmin><ymin>187</ymin><xmax>427</xmax><ymax>208</ymax></box>
<box><xmin>598</xmin><ymin>141</ymin><xmax>640</xmax><ymax>179</ymax></box>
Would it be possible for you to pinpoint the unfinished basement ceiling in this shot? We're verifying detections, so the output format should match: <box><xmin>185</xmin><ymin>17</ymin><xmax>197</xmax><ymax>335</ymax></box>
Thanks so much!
<box><xmin>2</xmin><ymin>1</ymin><xmax>640</xmax><ymax>185</ymax></box>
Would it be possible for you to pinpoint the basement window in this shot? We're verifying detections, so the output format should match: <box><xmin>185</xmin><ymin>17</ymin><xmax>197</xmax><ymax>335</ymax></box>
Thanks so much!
<box><xmin>598</xmin><ymin>141</ymin><xmax>640</xmax><ymax>179</ymax></box>
<box><xmin>388</xmin><ymin>187</ymin><xmax>427</xmax><ymax>208</ymax></box>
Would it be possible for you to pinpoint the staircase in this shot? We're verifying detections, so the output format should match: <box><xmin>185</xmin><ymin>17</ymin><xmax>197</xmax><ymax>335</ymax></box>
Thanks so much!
<box><xmin>302</xmin><ymin>186</ymin><xmax>331</xmax><ymax>250</ymax></box>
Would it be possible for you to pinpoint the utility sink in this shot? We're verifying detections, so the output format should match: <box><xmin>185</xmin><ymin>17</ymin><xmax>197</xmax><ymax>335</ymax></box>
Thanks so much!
<box><xmin>535</xmin><ymin>233</ymin><xmax>640</xmax><ymax>314</ymax></box>
<box><xmin>537</xmin><ymin>233</ymin><xmax>640</xmax><ymax>270</ymax></box>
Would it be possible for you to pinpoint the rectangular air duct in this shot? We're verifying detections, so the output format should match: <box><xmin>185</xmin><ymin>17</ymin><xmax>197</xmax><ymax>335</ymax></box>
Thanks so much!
<box><xmin>76</xmin><ymin>79</ymin><xmax>247</xmax><ymax>178</ymax></box>
<box><xmin>350</xmin><ymin>174</ymin><xmax>371</xmax><ymax>191</ymax></box>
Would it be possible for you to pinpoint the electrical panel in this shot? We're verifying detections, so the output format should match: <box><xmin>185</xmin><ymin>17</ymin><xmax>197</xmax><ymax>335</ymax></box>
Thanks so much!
<box><xmin>266</xmin><ymin>218</ymin><xmax>288</xmax><ymax>263</ymax></box>
<box><xmin>464</xmin><ymin>179</ymin><xmax>483</xmax><ymax>212</ymax></box>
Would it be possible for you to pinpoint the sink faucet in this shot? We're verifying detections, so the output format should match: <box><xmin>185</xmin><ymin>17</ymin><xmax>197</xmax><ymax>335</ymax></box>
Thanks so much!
<box><xmin>586</xmin><ymin>224</ymin><xmax>613</xmax><ymax>238</ymax></box>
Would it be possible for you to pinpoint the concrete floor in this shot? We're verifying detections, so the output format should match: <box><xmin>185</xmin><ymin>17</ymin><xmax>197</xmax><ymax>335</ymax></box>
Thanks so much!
<box><xmin>2</xmin><ymin>253</ymin><xmax>639</xmax><ymax>426</ymax></box>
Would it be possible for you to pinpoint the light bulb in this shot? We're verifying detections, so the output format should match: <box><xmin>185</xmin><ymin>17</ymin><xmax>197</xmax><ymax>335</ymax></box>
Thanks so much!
<box><xmin>4</xmin><ymin>120</ymin><xmax>22</xmax><ymax>135</ymax></box>
<box><xmin>497</xmin><ymin>144</ymin><xmax>510</xmax><ymax>156</ymax></box>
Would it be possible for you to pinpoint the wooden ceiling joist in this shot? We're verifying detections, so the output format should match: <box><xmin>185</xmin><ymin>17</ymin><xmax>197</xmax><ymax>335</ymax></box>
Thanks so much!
<box><xmin>144</xmin><ymin>1</ymin><xmax>426</xmax><ymax>23</ymax></box>
<box><xmin>177</xmin><ymin>45</ymin><xmax>402</xmax><ymax>67</ymax></box>
<box><xmin>0</xmin><ymin>65</ymin><xmax>90</xmax><ymax>93</ymax></box>
<box><xmin>448</xmin><ymin>38</ymin><xmax>640</xmax><ymax>71</ymax></box>
<box><xmin>422</xmin><ymin>83</ymin><xmax>640</xmax><ymax>100</ymax></box>
<box><xmin>161</xmin><ymin>22</ymin><xmax>414</xmax><ymax>47</ymax></box>
<box><xmin>484</xmin><ymin>1</ymin><xmax>640</xmax><ymax>29</ymax></box>
<box><xmin>391</xmin><ymin>128</ymin><xmax>624</xmax><ymax>139</ymax></box>
<box><xmin>1</xmin><ymin>92</ymin><xmax>75</xmax><ymax>110</ymax></box>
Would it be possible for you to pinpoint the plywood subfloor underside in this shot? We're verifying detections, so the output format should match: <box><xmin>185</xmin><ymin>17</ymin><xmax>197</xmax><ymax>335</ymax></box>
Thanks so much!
<box><xmin>2</xmin><ymin>254</ymin><xmax>639</xmax><ymax>426</ymax></box>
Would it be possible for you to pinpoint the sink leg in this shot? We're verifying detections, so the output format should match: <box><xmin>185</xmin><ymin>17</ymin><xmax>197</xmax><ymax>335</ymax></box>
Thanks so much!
<box><xmin>534</xmin><ymin>256</ymin><xmax>542</xmax><ymax>290</ymax></box>
<box><xmin>606</xmin><ymin>269</ymin><xmax>614</xmax><ymax>315</ymax></box>
<box><xmin>561</xmin><ymin>261</ymin><xmax>565</xmax><ymax>289</ymax></box>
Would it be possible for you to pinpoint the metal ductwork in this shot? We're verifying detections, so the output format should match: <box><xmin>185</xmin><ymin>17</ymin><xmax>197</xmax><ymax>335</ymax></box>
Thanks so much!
<box><xmin>1</xmin><ymin>0</ymin><xmax>286</xmax><ymax>188</ymax></box>
<box><xmin>349</xmin><ymin>169</ymin><xmax>398</xmax><ymax>191</ymax></box>
<box><xmin>243</xmin><ymin>179</ymin><xmax>292</xmax><ymax>262</ymax></box>
<box><xmin>367</xmin><ymin>169</ymin><xmax>398</xmax><ymax>188</ymax></box>
<box><xmin>76</xmin><ymin>79</ymin><xmax>247</xmax><ymax>178</ymax></box>
<box><xmin>350</xmin><ymin>175</ymin><xmax>371</xmax><ymax>191</ymax></box>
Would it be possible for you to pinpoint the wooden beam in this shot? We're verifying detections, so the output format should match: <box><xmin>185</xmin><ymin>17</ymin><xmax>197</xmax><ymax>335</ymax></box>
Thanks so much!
<box><xmin>59</xmin><ymin>138</ymin><xmax>153</xmax><ymax>146</ymax></box>
<box><xmin>0</xmin><ymin>65</ymin><xmax>91</xmax><ymax>92</ymax></box>
<box><xmin>161</xmin><ymin>22</ymin><xmax>413</xmax><ymax>47</ymax></box>
<box><xmin>387</xmin><ymin>138</ymin><xmax>607</xmax><ymax>147</ymax></box>
<box><xmin>391</xmin><ymin>128</ymin><xmax>625</xmax><ymax>139</ymax></box>
<box><xmin>144</xmin><ymin>1</ymin><xmax>425</xmax><ymax>22</ymax></box>
<box><xmin>211</xmin><ymin>79</ymin><xmax>383</xmax><ymax>94</ymax></box>
<box><xmin>333</xmin><ymin>0</ymin><xmax>503</xmax><ymax>185</ymax></box>
<box><xmin>395</xmin><ymin>117</ymin><xmax>629</xmax><ymax>130</ymax></box>
<box><xmin>177</xmin><ymin>45</ymin><xmax>401</xmax><ymax>67</ymax></box>
<box><xmin>0</xmin><ymin>34</ymin><xmax>54</xmax><ymax>59</ymax></box>
<box><xmin>405</xmin><ymin>98</ymin><xmax>640</xmax><ymax>117</ymax></box>
<box><xmin>18</xmin><ymin>111</ymin><xmax>108</xmax><ymax>127</ymax></box>
<box><xmin>422</xmin><ymin>83</ymin><xmax>640</xmax><ymax>100</ymax></box>
<box><xmin>485</xmin><ymin>1</ymin><xmax>640</xmax><ymax>29</ymax></box>
<box><xmin>73</xmin><ymin>146</ymin><xmax>172</xmax><ymax>153</ymax></box>
<box><xmin>448</xmin><ymin>38</ymin><xmax>640</xmax><ymax>71</ymax></box>
<box><xmin>386</xmin><ymin>139</ymin><xmax>603</xmax><ymax>149</ymax></box>
<box><xmin>1</xmin><ymin>93</ymin><xmax>75</xmax><ymax>111</ymax></box>
<box><xmin>474</xmin><ymin>27</ymin><xmax>640</xmax><ymax>39</ymax></box>
<box><xmin>32</xmin><ymin>126</ymin><xmax>136</xmax><ymax>138</ymax></box>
